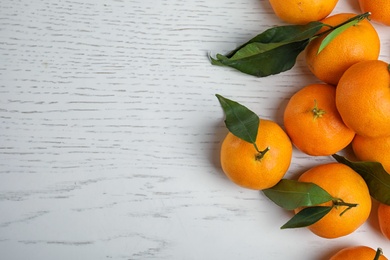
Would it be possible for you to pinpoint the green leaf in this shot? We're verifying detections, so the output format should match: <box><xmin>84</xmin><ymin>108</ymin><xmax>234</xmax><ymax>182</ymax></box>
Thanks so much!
<box><xmin>209</xmin><ymin>21</ymin><xmax>324</xmax><ymax>77</ymax></box>
<box><xmin>251</xmin><ymin>21</ymin><xmax>324</xmax><ymax>42</ymax></box>
<box><xmin>281</xmin><ymin>206</ymin><xmax>332</xmax><ymax>229</ymax></box>
<box><xmin>229</xmin><ymin>42</ymin><xmax>286</xmax><ymax>61</ymax></box>
<box><xmin>213</xmin><ymin>39</ymin><xmax>310</xmax><ymax>77</ymax></box>
<box><xmin>226</xmin><ymin>21</ymin><xmax>324</xmax><ymax>58</ymax></box>
<box><xmin>216</xmin><ymin>94</ymin><xmax>259</xmax><ymax>145</ymax></box>
<box><xmin>317</xmin><ymin>19</ymin><xmax>359</xmax><ymax>54</ymax></box>
<box><xmin>263</xmin><ymin>179</ymin><xmax>333</xmax><ymax>210</ymax></box>
<box><xmin>332</xmin><ymin>154</ymin><xmax>390</xmax><ymax>206</ymax></box>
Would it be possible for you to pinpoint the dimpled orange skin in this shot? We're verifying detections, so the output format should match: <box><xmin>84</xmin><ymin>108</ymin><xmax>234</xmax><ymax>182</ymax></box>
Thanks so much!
<box><xmin>296</xmin><ymin>163</ymin><xmax>371</xmax><ymax>239</ymax></box>
<box><xmin>268</xmin><ymin>0</ymin><xmax>338</xmax><ymax>25</ymax></box>
<box><xmin>305</xmin><ymin>13</ymin><xmax>380</xmax><ymax>85</ymax></box>
<box><xmin>358</xmin><ymin>0</ymin><xmax>390</xmax><ymax>26</ymax></box>
<box><xmin>352</xmin><ymin>135</ymin><xmax>390</xmax><ymax>173</ymax></box>
<box><xmin>220</xmin><ymin>119</ymin><xmax>292</xmax><ymax>190</ymax></box>
<box><xmin>283</xmin><ymin>83</ymin><xmax>355</xmax><ymax>156</ymax></box>
<box><xmin>378</xmin><ymin>203</ymin><xmax>390</xmax><ymax>240</ymax></box>
<box><xmin>329</xmin><ymin>246</ymin><xmax>388</xmax><ymax>260</ymax></box>
<box><xmin>336</xmin><ymin>60</ymin><xmax>390</xmax><ymax>138</ymax></box>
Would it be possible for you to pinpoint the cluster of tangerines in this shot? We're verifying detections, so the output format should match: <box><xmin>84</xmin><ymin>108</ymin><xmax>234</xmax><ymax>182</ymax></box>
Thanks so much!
<box><xmin>217</xmin><ymin>0</ymin><xmax>389</xmax><ymax>259</ymax></box>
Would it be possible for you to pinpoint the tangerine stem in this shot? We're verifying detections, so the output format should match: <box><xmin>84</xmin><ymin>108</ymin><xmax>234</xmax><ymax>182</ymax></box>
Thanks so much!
<box><xmin>333</xmin><ymin>199</ymin><xmax>358</xmax><ymax>216</ymax></box>
<box><xmin>312</xmin><ymin>99</ymin><xmax>326</xmax><ymax>119</ymax></box>
<box><xmin>316</xmin><ymin>12</ymin><xmax>371</xmax><ymax>38</ymax></box>
<box><xmin>253</xmin><ymin>143</ymin><xmax>261</xmax><ymax>153</ymax></box>
<box><xmin>374</xmin><ymin>248</ymin><xmax>383</xmax><ymax>260</ymax></box>
<box><xmin>255</xmin><ymin>146</ymin><xmax>270</xmax><ymax>161</ymax></box>
<box><xmin>312</xmin><ymin>12</ymin><xmax>371</xmax><ymax>39</ymax></box>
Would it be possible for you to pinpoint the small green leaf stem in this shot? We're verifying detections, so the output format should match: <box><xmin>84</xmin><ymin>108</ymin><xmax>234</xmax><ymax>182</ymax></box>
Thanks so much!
<box><xmin>255</xmin><ymin>146</ymin><xmax>270</xmax><ymax>161</ymax></box>
<box><xmin>374</xmin><ymin>248</ymin><xmax>384</xmax><ymax>260</ymax></box>
<box><xmin>332</xmin><ymin>198</ymin><xmax>358</xmax><ymax>217</ymax></box>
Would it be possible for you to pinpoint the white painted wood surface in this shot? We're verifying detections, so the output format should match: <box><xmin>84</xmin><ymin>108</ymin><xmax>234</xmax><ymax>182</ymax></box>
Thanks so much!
<box><xmin>0</xmin><ymin>0</ymin><xmax>389</xmax><ymax>259</ymax></box>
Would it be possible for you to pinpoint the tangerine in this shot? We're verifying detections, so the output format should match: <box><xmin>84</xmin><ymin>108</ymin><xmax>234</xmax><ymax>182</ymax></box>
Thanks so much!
<box><xmin>220</xmin><ymin>119</ymin><xmax>292</xmax><ymax>190</ymax></box>
<box><xmin>268</xmin><ymin>0</ymin><xmax>338</xmax><ymax>25</ymax></box>
<box><xmin>352</xmin><ymin>135</ymin><xmax>390</xmax><ymax>173</ymax></box>
<box><xmin>305</xmin><ymin>13</ymin><xmax>380</xmax><ymax>85</ymax></box>
<box><xmin>378</xmin><ymin>203</ymin><xmax>390</xmax><ymax>240</ymax></box>
<box><xmin>296</xmin><ymin>163</ymin><xmax>371</xmax><ymax>238</ymax></box>
<box><xmin>329</xmin><ymin>246</ymin><xmax>388</xmax><ymax>260</ymax></box>
<box><xmin>336</xmin><ymin>60</ymin><xmax>390</xmax><ymax>138</ymax></box>
<box><xmin>283</xmin><ymin>83</ymin><xmax>355</xmax><ymax>156</ymax></box>
<box><xmin>358</xmin><ymin>0</ymin><xmax>390</xmax><ymax>26</ymax></box>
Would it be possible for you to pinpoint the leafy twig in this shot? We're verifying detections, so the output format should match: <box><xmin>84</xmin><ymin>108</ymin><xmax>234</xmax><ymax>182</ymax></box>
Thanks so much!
<box><xmin>210</xmin><ymin>12</ymin><xmax>371</xmax><ymax>77</ymax></box>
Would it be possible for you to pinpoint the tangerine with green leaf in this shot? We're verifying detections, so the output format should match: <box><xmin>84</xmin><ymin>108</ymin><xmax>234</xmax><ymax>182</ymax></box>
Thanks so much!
<box><xmin>305</xmin><ymin>13</ymin><xmax>380</xmax><ymax>85</ymax></box>
<box><xmin>216</xmin><ymin>94</ymin><xmax>292</xmax><ymax>190</ymax></box>
<box><xmin>221</xmin><ymin>119</ymin><xmax>292</xmax><ymax>190</ymax></box>
<box><xmin>295</xmin><ymin>163</ymin><xmax>371</xmax><ymax>238</ymax></box>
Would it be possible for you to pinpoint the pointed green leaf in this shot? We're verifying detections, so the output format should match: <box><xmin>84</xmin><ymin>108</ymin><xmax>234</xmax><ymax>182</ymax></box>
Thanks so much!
<box><xmin>263</xmin><ymin>179</ymin><xmax>333</xmax><ymax>210</ymax></box>
<box><xmin>216</xmin><ymin>94</ymin><xmax>259</xmax><ymax>145</ymax></box>
<box><xmin>209</xmin><ymin>21</ymin><xmax>324</xmax><ymax>77</ymax></box>
<box><xmin>229</xmin><ymin>42</ymin><xmax>286</xmax><ymax>61</ymax></box>
<box><xmin>317</xmin><ymin>18</ymin><xmax>359</xmax><ymax>54</ymax></box>
<box><xmin>214</xmin><ymin>39</ymin><xmax>309</xmax><ymax>77</ymax></box>
<box><xmin>332</xmin><ymin>154</ymin><xmax>390</xmax><ymax>206</ymax></box>
<box><xmin>281</xmin><ymin>206</ymin><xmax>332</xmax><ymax>229</ymax></box>
<box><xmin>210</xmin><ymin>54</ymin><xmax>228</xmax><ymax>66</ymax></box>
<box><xmin>226</xmin><ymin>21</ymin><xmax>324</xmax><ymax>58</ymax></box>
<box><xmin>251</xmin><ymin>21</ymin><xmax>324</xmax><ymax>43</ymax></box>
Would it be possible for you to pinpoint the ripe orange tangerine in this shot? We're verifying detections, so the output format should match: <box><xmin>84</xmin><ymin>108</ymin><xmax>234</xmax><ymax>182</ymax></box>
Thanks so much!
<box><xmin>268</xmin><ymin>0</ymin><xmax>338</xmax><ymax>25</ymax></box>
<box><xmin>296</xmin><ymin>163</ymin><xmax>371</xmax><ymax>239</ymax></box>
<box><xmin>336</xmin><ymin>60</ymin><xmax>390</xmax><ymax>138</ymax></box>
<box><xmin>352</xmin><ymin>135</ymin><xmax>390</xmax><ymax>173</ymax></box>
<box><xmin>220</xmin><ymin>119</ymin><xmax>292</xmax><ymax>190</ymax></box>
<box><xmin>359</xmin><ymin>0</ymin><xmax>390</xmax><ymax>26</ymax></box>
<box><xmin>305</xmin><ymin>13</ymin><xmax>380</xmax><ymax>85</ymax></box>
<box><xmin>378</xmin><ymin>203</ymin><xmax>390</xmax><ymax>240</ymax></box>
<box><xmin>283</xmin><ymin>83</ymin><xmax>355</xmax><ymax>156</ymax></box>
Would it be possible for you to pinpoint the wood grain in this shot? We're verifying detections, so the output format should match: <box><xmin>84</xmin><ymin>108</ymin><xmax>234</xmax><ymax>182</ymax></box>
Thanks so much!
<box><xmin>0</xmin><ymin>0</ymin><xmax>389</xmax><ymax>259</ymax></box>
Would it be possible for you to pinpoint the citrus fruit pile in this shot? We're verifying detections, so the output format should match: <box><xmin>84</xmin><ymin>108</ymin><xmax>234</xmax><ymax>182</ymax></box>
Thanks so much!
<box><xmin>212</xmin><ymin>0</ymin><xmax>390</xmax><ymax>258</ymax></box>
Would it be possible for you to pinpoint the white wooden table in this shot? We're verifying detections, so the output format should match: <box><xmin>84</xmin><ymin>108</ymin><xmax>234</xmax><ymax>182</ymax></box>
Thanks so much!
<box><xmin>1</xmin><ymin>0</ymin><xmax>389</xmax><ymax>259</ymax></box>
